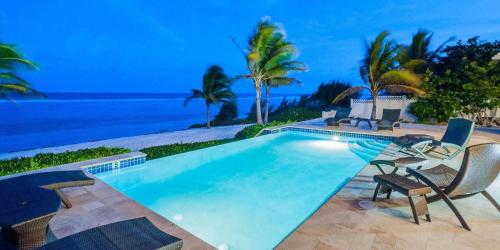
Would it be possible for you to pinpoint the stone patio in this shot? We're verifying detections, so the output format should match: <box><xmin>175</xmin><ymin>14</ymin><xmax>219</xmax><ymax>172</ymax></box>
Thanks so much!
<box><xmin>46</xmin><ymin>120</ymin><xmax>499</xmax><ymax>249</ymax></box>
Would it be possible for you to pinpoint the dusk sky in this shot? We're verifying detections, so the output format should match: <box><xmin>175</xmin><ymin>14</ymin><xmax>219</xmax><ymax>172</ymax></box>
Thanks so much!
<box><xmin>1</xmin><ymin>0</ymin><xmax>499</xmax><ymax>94</ymax></box>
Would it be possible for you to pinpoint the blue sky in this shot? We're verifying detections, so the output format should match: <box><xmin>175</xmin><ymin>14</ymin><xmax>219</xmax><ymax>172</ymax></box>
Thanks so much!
<box><xmin>1</xmin><ymin>0</ymin><xmax>499</xmax><ymax>94</ymax></box>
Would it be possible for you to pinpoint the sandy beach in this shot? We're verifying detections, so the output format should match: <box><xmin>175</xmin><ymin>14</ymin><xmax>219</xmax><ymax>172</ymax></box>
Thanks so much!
<box><xmin>0</xmin><ymin>124</ymin><xmax>251</xmax><ymax>160</ymax></box>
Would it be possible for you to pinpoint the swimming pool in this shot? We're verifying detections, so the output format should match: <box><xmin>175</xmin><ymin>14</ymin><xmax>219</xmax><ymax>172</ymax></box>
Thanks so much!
<box><xmin>95</xmin><ymin>130</ymin><xmax>390</xmax><ymax>250</ymax></box>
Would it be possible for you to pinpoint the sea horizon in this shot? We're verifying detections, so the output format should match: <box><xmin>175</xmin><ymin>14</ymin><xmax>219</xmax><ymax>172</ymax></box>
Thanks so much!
<box><xmin>0</xmin><ymin>92</ymin><xmax>300</xmax><ymax>153</ymax></box>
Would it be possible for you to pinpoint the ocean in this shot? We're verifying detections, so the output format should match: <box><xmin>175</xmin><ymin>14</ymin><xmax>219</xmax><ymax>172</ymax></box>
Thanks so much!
<box><xmin>0</xmin><ymin>93</ymin><xmax>298</xmax><ymax>153</ymax></box>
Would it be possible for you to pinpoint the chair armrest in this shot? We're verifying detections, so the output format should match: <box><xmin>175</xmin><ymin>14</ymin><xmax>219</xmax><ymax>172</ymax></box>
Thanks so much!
<box><xmin>370</xmin><ymin>159</ymin><xmax>396</xmax><ymax>167</ymax></box>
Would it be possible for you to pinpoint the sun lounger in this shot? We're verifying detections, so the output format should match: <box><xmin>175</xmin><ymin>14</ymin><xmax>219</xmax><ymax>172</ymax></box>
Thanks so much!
<box><xmin>407</xmin><ymin>143</ymin><xmax>500</xmax><ymax>230</ymax></box>
<box><xmin>38</xmin><ymin>217</ymin><xmax>183</xmax><ymax>250</ymax></box>
<box><xmin>376</xmin><ymin>109</ymin><xmax>401</xmax><ymax>131</ymax></box>
<box><xmin>0</xmin><ymin>170</ymin><xmax>95</xmax><ymax>208</ymax></box>
<box><xmin>324</xmin><ymin>107</ymin><xmax>352</xmax><ymax>126</ymax></box>
<box><xmin>394</xmin><ymin>118</ymin><xmax>475</xmax><ymax>159</ymax></box>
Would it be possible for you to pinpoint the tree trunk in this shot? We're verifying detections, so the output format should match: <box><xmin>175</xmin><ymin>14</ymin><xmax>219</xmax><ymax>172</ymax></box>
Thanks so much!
<box><xmin>371</xmin><ymin>95</ymin><xmax>377</xmax><ymax>120</ymax></box>
<box><xmin>255</xmin><ymin>85</ymin><xmax>263</xmax><ymax>125</ymax></box>
<box><xmin>264</xmin><ymin>84</ymin><xmax>270</xmax><ymax>124</ymax></box>
<box><xmin>206</xmin><ymin>103</ymin><xmax>211</xmax><ymax>128</ymax></box>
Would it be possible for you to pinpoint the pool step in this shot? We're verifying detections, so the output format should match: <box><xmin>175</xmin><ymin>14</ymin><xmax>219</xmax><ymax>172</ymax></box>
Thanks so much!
<box><xmin>348</xmin><ymin>141</ymin><xmax>387</xmax><ymax>161</ymax></box>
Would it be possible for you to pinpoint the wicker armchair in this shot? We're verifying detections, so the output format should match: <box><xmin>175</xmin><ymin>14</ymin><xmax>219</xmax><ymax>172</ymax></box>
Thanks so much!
<box><xmin>407</xmin><ymin>143</ymin><xmax>500</xmax><ymax>230</ymax></box>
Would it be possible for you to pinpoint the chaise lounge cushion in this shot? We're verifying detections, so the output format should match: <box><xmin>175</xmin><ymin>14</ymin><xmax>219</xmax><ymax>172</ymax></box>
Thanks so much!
<box><xmin>0</xmin><ymin>170</ymin><xmax>94</xmax><ymax>190</ymax></box>
<box><xmin>38</xmin><ymin>217</ymin><xmax>183</xmax><ymax>250</ymax></box>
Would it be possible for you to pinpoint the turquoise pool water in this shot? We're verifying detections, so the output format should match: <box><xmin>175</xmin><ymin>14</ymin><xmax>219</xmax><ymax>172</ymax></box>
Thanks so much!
<box><xmin>96</xmin><ymin>131</ymin><xmax>389</xmax><ymax>250</ymax></box>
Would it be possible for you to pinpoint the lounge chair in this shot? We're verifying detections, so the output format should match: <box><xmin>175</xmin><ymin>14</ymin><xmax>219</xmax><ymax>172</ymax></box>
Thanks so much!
<box><xmin>324</xmin><ymin>107</ymin><xmax>352</xmax><ymax>126</ymax></box>
<box><xmin>395</xmin><ymin>118</ymin><xmax>475</xmax><ymax>160</ymax></box>
<box><xmin>0</xmin><ymin>170</ymin><xmax>95</xmax><ymax>208</ymax></box>
<box><xmin>38</xmin><ymin>217</ymin><xmax>183</xmax><ymax>249</ymax></box>
<box><xmin>407</xmin><ymin>143</ymin><xmax>500</xmax><ymax>230</ymax></box>
<box><xmin>376</xmin><ymin>109</ymin><xmax>401</xmax><ymax>131</ymax></box>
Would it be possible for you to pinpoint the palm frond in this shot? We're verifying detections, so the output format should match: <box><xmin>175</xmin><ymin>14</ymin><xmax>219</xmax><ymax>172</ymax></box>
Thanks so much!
<box><xmin>382</xmin><ymin>84</ymin><xmax>426</xmax><ymax>96</ymax></box>
<box><xmin>331</xmin><ymin>86</ymin><xmax>366</xmax><ymax>104</ymax></box>
<box><xmin>183</xmin><ymin>89</ymin><xmax>204</xmax><ymax>107</ymax></box>
<box><xmin>0</xmin><ymin>44</ymin><xmax>37</xmax><ymax>70</ymax></box>
<box><xmin>380</xmin><ymin>70</ymin><xmax>422</xmax><ymax>87</ymax></box>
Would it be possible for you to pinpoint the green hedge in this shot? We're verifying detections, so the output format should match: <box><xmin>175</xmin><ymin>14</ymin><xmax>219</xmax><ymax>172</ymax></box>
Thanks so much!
<box><xmin>142</xmin><ymin>121</ymin><xmax>292</xmax><ymax>160</ymax></box>
<box><xmin>0</xmin><ymin>147</ymin><xmax>130</xmax><ymax>176</ymax></box>
<box><xmin>0</xmin><ymin>121</ymin><xmax>293</xmax><ymax>176</ymax></box>
<box><xmin>141</xmin><ymin>139</ymin><xmax>234</xmax><ymax>160</ymax></box>
<box><xmin>234</xmin><ymin>121</ymin><xmax>292</xmax><ymax>139</ymax></box>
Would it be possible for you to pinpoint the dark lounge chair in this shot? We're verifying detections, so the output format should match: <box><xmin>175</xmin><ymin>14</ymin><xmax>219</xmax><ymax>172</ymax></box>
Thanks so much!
<box><xmin>407</xmin><ymin>143</ymin><xmax>500</xmax><ymax>230</ymax></box>
<box><xmin>38</xmin><ymin>217</ymin><xmax>183</xmax><ymax>250</ymax></box>
<box><xmin>324</xmin><ymin>107</ymin><xmax>352</xmax><ymax>126</ymax></box>
<box><xmin>376</xmin><ymin>109</ymin><xmax>401</xmax><ymax>131</ymax></box>
<box><xmin>394</xmin><ymin>118</ymin><xmax>475</xmax><ymax>159</ymax></box>
<box><xmin>0</xmin><ymin>170</ymin><xmax>95</xmax><ymax>208</ymax></box>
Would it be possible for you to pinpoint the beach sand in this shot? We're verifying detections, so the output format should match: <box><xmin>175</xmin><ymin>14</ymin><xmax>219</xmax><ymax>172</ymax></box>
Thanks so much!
<box><xmin>0</xmin><ymin>124</ymin><xmax>251</xmax><ymax>160</ymax></box>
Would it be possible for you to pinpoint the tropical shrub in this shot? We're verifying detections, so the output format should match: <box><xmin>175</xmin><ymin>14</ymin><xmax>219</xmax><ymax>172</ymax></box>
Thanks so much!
<box><xmin>141</xmin><ymin>140</ymin><xmax>233</xmax><ymax>160</ymax></box>
<box><xmin>213</xmin><ymin>101</ymin><xmax>238</xmax><ymax>123</ymax></box>
<box><xmin>0</xmin><ymin>147</ymin><xmax>130</xmax><ymax>176</ymax></box>
<box><xmin>233</xmin><ymin>121</ymin><xmax>292</xmax><ymax>140</ymax></box>
<box><xmin>412</xmin><ymin>37</ymin><xmax>500</xmax><ymax>123</ymax></box>
<box><xmin>309</xmin><ymin>80</ymin><xmax>360</xmax><ymax>109</ymax></box>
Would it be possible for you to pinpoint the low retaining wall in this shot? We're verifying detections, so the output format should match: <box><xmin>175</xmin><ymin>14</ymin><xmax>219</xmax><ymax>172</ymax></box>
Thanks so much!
<box><xmin>0</xmin><ymin>152</ymin><xmax>147</xmax><ymax>180</ymax></box>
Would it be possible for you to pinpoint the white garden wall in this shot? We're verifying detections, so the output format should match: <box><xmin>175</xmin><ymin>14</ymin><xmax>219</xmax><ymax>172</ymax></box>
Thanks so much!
<box><xmin>350</xmin><ymin>96</ymin><xmax>417</xmax><ymax>122</ymax></box>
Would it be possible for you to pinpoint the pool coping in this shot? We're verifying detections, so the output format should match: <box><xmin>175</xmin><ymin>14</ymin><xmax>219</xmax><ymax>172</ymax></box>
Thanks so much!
<box><xmin>259</xmin><ymin>125</ymin><xmax>396</xmax><ymax>141</ymax></box>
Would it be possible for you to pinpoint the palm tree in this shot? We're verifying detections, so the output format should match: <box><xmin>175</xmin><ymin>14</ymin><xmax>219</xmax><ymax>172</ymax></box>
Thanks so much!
<box><xmin>0</xmin><ymin>42</ymin><xmax>42</xmax><ymax>100</ymax></box>
<box><xmin>332</xmin><ymin>31</ymin><xmax>424</xmax><ymax>120</ymax></box>
<box><xmin>184</xmin><ymin>65</ymin><xmax>234</xmax><ymax>128</ymax></box>
<box><xmin>263</xmin><ymin>76</ymin><xmax>300</xmax><ymax>124</ymax></box>
<box><xmin>235</xmin><ymin>19</ymin><xmax>306</xmax><ymax>124</ymax></box>
<box><xmin>398</xmin><ymin>29</ymin><xmax>454</xmax><ymax>73</ymax></box>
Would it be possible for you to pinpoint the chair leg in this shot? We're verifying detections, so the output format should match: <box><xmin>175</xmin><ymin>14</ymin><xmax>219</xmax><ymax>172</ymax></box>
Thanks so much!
<box><xmin>421</xmin><ymin>180</ymin><xmax>470</xmax><ymax>230</ymax></box>
<box><xmin>408</xmin><ymin>197</ymin><xmax>420</xmax><ymax>224</ymax></box>
<box><xmin>481</xmin><ymin>191</ymin><xmax>500</xmax><ymax>212</ymax></box>
<box><xmin>386</xmin><ymin>189</ymin><xmax>392</xmax><ymax>199</ymax></box>
<box><xmin>54</xmin><ymin>189</ymin><xmax>72</xmax><ymax>208</ymax></box>
<box><xmin>372</xmin><ymin>184</ymin><xmax>381</xmax><ymax>201</ymax></box>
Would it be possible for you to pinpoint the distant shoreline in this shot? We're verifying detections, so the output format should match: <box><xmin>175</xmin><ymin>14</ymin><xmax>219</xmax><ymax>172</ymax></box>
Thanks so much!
<box><xmin>1</xmin><ymin>92</ymin><xmax>306</xmax><ymax>102</ymax></box>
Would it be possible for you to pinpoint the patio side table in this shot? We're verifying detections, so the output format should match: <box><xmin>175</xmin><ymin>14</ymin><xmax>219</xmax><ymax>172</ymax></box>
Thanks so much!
<box><xmin>0</xmin><ymin>186</ymin><xmax>61</xmax><ymax>250</ymax></box>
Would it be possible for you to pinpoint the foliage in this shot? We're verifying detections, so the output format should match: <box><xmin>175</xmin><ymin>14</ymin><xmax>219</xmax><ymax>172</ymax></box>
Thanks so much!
<box><xmin>270</xmin><ymin>107</ymin><xmax>320</xmax><ymax>122</ymax></box>
<box><xmin>309</xmin><ymin>80</ymin><xmax>360</xmax><ymax>109</ymax></box>
<box><xmin>411</xmin><ymin>38</ymin><xmax>500</xmax><ymax>123</ymax></box>
<box><xmin>213</xmin><ymin>101</ymin><xmax>238</xmax><ymax>123</ymax></box>
<box><xmin>235</xmin><ymin>18</ymin><xmax>306</xmax><ymax>124</ymax></box>
<box><xmin>0</xmin><ymin>147</ymin><xmax>130</xmax><ymax>176</ymax></box>
<box><xmin>146</xmin><ymin>120</ymin><xmax>295</xmax><ymax>160</ymax></box>
<box><xmin>0</xmin><ymin>41</ymin><xmax>43</xmax><ymax>100</ymax></box>
<box><xmin>184</xmin><ymin>65</ymin><xmax>234</xmax><ymax>128</ymax></box>
<box><xmin>233</xmin><ymin>120</ymin><xmax>292</xmax><ymax>140</ymax></box>
<box><xmin>141</xmin><ymin>139</ymin><xmax>233</xmax><ymax>160</ymax></box>
<box><xmin>398</xmin><ymin>29</ymin><xmax>454</xmax><ymax>74</ymax></box>
<box><xmin>332</xmin><ymin>31</ymin><xmax>424</xmax><ymax>119</ymax></box>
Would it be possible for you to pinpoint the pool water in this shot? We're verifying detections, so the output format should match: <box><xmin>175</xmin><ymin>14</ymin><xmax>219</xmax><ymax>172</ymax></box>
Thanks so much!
<box><xmin>96</xmin><ymin>131</ymin><xmax>389</xmax><ymax>250</ymax></box>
